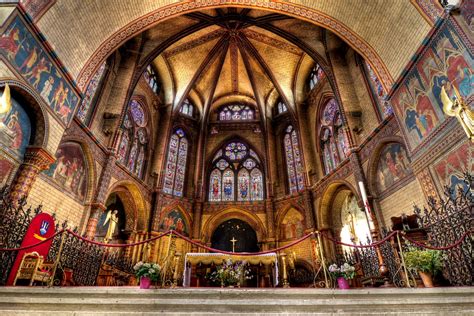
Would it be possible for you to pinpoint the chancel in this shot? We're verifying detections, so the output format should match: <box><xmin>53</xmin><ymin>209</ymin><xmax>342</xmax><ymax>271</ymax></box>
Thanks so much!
<box><xmin>0</xmin><ymin>1</ymin><xmax>473</xmax><ymax>315</ymax></box>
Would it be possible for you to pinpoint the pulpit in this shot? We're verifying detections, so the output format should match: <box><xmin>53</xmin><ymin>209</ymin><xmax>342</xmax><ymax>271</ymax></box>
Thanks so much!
<box><xmin>183</xmin><ymin>253</ymin><xmax>279</xmax><ymax>287</ymax></box>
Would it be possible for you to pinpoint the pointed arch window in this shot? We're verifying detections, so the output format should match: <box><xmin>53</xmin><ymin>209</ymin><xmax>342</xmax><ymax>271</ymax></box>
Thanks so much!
<box><xmin>179</xmin><ymin>99</ymin><xmax>194</xmax><ymax>117</ymax></box>
<box><xmin>116</xmin><ymin>99</ymin><xmax>149</xmax><ymax>179</ymax></box>
<box><xmin>144</xmin><ymin>65</ymin><xmax>160</xmax><ymax>94</ymax></box>
<box><xmin>308</xmin><ymin>64</ymin><xmax>325</xmax><ymax>90</ymax></box>
<box><xmin>319</xmin><ymin>98</ymin><xmax>349</xmax><ymax>175</ymax></box>
<box><xmin>208</xmin><ymin>141</ymin><xmax>264</xmax><ymax>202</ymax></box>
<box><xmin>163</xmin><ymin>128</ymin><xmax>188</xmax><ymax>197</ymax></box>
<box><xmin>363</xmin><ymin>60</ymin><xmax>393</xmax><ymax>119</ymax></box>
<box><xmin>76</xmin><ymin>61</ymin><xmax>107</xmax><ymax>125</ymax></box>
<box><xmin>284</xmin><ymin>125</ymin><xmax>305</xmax><ymax>194</ymax></box>
<box><xmin>218</xmin><ymin>105</ymin><xmax>254</xmax><ymax>121</ymax></box>
<box><xmin>277</xmin><ymin>100</ymin><xmax>288</xmax><ymax>114</ymax></box>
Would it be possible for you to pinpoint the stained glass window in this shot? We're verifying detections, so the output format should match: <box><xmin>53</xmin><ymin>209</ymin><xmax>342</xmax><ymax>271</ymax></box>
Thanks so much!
<box><xmin>208</xmin><ymin>141</ymin><xmax>264</xmax><ymax>202</ymax></box>
<box><xmin>308</xmin><ymin>64</ymin><xmax>325</xmax><ymax>90</ymax></box>
<box><xmin>180</xmin><ymin>99</ymin><xmax>194</xmax><ymax>117</ymax></box>
<box><xmin>363</xmin><ymin>60</ymin><xmax>393</xmax><ymax>119</ymax></box>
<box><xmin>163</xmin><ymin>129</ymin><xmax>188</xmax><ymax>197</ymax></box>
<box><xmin>218</xmin><ymin>105</ymin><xmax>255</xmax><ymax>121</ymax></box>
<box><xmin>144</xmin><ymin>65</ymin><xmax>160</xmax><ymax>94</ymax></box>
<box><xmin>277</xmin><ymin>100</ymin><xmax>288</xmax><ymax>114</ymax></box>
<box><xmin>284</xmin><ymin>125</ymin><xmax>305</xmax><ymax>194</ymax></box>
<box><xmin>76</xmin><ymin>61</ymin><xmax>106</xmax><ymax>124</ymax></box>
<box><xmin>320</xmin><ymin>98</ymin><xmax>349</xmax><ymax>175</ymax></box>
<box><xmin>117</xmin><ymin>99</ymin><xmax>149</xmax><ymax>179</ymax></box>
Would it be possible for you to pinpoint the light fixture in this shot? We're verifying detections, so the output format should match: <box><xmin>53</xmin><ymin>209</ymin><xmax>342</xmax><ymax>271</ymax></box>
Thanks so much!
<box><xmin>440</xmin><ymin>84</ymin><xmax>474</xmax><ymax>142</ymax></box>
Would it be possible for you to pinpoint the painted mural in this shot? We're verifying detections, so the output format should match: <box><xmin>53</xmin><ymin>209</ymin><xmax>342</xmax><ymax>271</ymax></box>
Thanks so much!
<box><xmin>43</xmin><ymin>142</ymin><xmax>87</xmax><ymax>201</ymax></box>
<box><xmin>280</xmin><ymin>208</ymin><xmax>304</xmax><ymax>240</ymax></box>
<box><xmin>433</xmin><ymin>142</ymin><xmax>473</xmax><ymax>199</ymax></box>
<box><xmin>0</xmin><ymin>159</ymin><xmax>15</xmax><ymax>186</ymax></box>
<box><xmin>375</xmin><ymin>143</ymin><xmax>412</xmax><ymax>193</ymax></box>
<box><xmin>0</xmin><ymin>92</ymin><xmax>31</xmax><ymax>158</ymax></box>
<box><xmin>391</xmin><ymin>20</ymin><xmax>473</xmax><ymax>150</ymax></box>
<box><xmin>158</xmin><ymin>208</ymin><xmax>189</xmax><ymax>236</ymax></box>
<box><xmin>0</xmin><ymin>15</ymin><xmax>79</xmax><ymax>125</ymax></box>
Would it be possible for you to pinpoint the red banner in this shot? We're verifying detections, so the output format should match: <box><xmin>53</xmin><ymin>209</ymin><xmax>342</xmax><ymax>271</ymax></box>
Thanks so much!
<box><xmin>7</xmin><ymin>212</ymin><xmax>56</xmax><ymax>285</ymax></box>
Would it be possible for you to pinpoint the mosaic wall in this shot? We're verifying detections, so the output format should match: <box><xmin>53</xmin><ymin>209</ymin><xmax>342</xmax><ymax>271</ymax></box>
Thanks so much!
<box><xmin>0</xmin><ymin>15</ymin><xmax>79</xmax><ymax>125</ymax></box>
<box><xmin>391</xmin><ymin>19</ymin><xmax>473</xmax><ymax>151</ymax></box>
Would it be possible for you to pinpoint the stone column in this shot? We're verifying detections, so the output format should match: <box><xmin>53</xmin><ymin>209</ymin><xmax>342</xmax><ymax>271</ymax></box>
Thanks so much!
<box><xmin>8</xmin><ymin>146</ymin><xmax>55</xmax><ymax>204</ymax></box>
<box><xmin>85</xmin><ymin>152</ymin><xmax>117</xmax><ymax>238</ymax></box>
<box><xmin>265</xmin><ymin>198</ymin><xmax>275</xmax><ymax>239</ymax></box>
<box><xmin>192</xmin><ymin>201</ymin><xmax>203</xmax><ymax>240</ymax></box>
<box><xmin>302</xmin><ymin>189</ymin><xmax>316</xmax><ymax>231</ymax></box>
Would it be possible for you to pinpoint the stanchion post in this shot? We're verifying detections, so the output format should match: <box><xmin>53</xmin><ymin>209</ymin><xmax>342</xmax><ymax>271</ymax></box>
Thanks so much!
<box><xmin>49</xmin><ymin>230</ymin><xmax>67</xmax><ymax>287</ymax></box>
<box><xmin>316</xmin><ymin>231</ymin><xmax>330</xmax><ymax>288</ymax></box>
<box><xmin>171</xmin><ymin>252</ymin><xmax>181</xmax><ymax>288</ymax></box>
<box><xmin>280</xmin><ymin>253</ymin><xmax>290</xmax><ymax>288</ymax></box>
<box><xmin>396</xmin><ymin>232</ymin><xmax>411</xmax><ymax>288</ymax></box>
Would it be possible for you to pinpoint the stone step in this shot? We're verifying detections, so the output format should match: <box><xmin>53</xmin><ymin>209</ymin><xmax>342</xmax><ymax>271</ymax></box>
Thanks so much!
<box><xmin>0</xmin><ymin>287</ymin><xmax>473</xmax><ymax>315</ymax></box>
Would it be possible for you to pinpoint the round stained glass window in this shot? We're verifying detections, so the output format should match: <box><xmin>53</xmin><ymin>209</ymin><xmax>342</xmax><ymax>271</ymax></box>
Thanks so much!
<box><xmin>243</xmin><ymin>159</ymin><xmax>256</xmax><ymax>170</ymax></box>
<box><xmin>130</xmin><ymin>100</ymin><xmax>146</xmax><ymax>127</ymax></box>
<box><xmin>225</xmin><ymin>142</ymin><xmax>247</xmax><ymax>160</ymax></box>
<box><xmin>137</xmin><ymin>128</ymin><xmax>147</xmax><ymax>144</ymax></box>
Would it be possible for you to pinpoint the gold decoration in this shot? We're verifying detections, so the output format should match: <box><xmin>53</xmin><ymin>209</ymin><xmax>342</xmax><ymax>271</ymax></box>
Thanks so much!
<box><xmin>441</xmin><ymin>85</ymin><xmax>474</xmax><ymax>142</ymax></box>
<box><xmin>0</xmin><ymin>83</ymin><xmax>12</xmax><ymax>115</ymax></box>
<box><xmin>103</xmin><ymin>210</ymin><xmax>119</xmax><ymax>244</ymax></box>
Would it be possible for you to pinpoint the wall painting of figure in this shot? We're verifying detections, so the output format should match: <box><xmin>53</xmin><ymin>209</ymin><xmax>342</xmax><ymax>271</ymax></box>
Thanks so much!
<box><xmin>43</xmin><ymin>142</ymin><xmax>87</xmax><ymax>201</ymax></box>
<box><xmin>375</xmin><ymin>143</ymin><xmax>413</xmax><ymax>193</ymax></box>
<box><xmin>280</xmin><ymin>208</ymin><xmax>305</xmax><ymax>240</ymax></box>
<box><xmin>158</xmin><ymin>208</ymin><xmax>189</xmax><ymax>236</ymax></box>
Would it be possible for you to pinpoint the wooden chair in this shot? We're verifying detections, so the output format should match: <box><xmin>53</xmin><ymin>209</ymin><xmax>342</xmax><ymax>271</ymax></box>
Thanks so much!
<box><xmin>13</xmin><ymin>252</ymin><xmax>54</xmax><ymax>286</ymax></box>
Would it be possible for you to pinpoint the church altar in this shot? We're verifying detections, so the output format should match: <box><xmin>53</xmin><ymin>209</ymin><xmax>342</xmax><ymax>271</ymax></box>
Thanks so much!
<box><xmin>183</xmin><ymin>253</ymin><xmax>279</xmax><ymax>287</ymax></box>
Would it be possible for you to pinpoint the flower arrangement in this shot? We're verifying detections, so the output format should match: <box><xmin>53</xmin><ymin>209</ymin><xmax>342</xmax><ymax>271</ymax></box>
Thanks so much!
<box><xmin>208</xmin><ymin>259</ymin><xmax>253</xmax><ymax>287</ymax></box>
<box><xmin>133</xmin><ymin>261</ymin><xmax>161</xmax><ymax>282</ymax></box>
<box><xmin>329</xmin><ymin>262</ymin><xmax>356</xmax><ymax>280</ymax></box>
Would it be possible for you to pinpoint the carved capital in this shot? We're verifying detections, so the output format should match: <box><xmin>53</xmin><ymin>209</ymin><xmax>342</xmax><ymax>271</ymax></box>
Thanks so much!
<box><xmin>23</xmin><ymin>146</ymin><xmax>55</xmax><ymax>170</ymax></box>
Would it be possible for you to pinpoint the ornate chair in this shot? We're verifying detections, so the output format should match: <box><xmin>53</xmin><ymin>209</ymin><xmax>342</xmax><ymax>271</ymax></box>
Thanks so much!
<box><xmin>13</xmin><ymin>252</ymin><xmax>54</xmax><ymax>286</ymax></box>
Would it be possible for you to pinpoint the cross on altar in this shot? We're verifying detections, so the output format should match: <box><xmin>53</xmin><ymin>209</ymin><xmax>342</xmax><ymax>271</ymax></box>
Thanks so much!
<box><xmin>230</xmin><ymin>237</ymin><xmax>237</xmax><ymax>253</ymax></box>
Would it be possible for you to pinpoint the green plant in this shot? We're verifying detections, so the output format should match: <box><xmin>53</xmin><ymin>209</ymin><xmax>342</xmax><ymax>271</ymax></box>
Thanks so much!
<box><xmin>133</xmin><ymin>261</ymin><xmax>161</xmax><ymax>282</ymax></box>
<box><xmin>404</xmin><ymin>249</ymin><xmax>443</xmax><ymax>274</ymax></box>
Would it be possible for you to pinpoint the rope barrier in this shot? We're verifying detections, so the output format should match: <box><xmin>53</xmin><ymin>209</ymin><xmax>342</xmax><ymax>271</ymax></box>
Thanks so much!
<box><xmin>170</xmin><ymin>230</ymin><xmax>314</xmax><ymax>256</ymax></box>
<box><xmin>65</xmin><ymin>229</ymin><xmax>171</xmax><ymax>247</ymax></box>
<box><xmin>402</xmin><ymin>230</ymin><xmax>473</xmax><ymax>250</ymax></box>
<box><xmin>0</xmin><ymin>230</ymin><xmax>65</xmax><ymax>251</ymax></box>
<box><xmin>319</xmin><ymin>230</ymin><xmax>398</xmax><ymax>248</ymax></box>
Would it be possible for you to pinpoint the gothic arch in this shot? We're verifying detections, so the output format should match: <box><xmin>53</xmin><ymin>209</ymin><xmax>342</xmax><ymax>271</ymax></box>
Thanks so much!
<box><xmin>157</xmin><ymin>202</ymin><xmax>192</xmax><ymax>235</ymax></box>
<box><xmin>275</xmin><ymin>205</ymin><xmax>306</xmax><ymax>240</ymax></box>
<box><xmin>317</xmin><ymin>180</ymin><xmax>359</xmax><ymax>229</ymax></box>
<box><xmin>201</xmin><ymin>207</ymin><xmax>267</xmax><ymax>244</ymax></box>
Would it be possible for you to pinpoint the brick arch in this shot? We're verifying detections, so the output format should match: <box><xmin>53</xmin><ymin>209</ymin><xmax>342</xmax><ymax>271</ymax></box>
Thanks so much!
<box><xmin>76</xmin><ymin>2</ymin><xmax>392</xmax><ymax>94</ymax></box>
<box><xmin>275</xmin><ymin>204</ymin><xmax>306</xmax><ymax>238</ymax></box>
<box><xmin>1</xmin><ymin>79</ymin><xmax>49</xmax><ymax>150</ymax></box>
<box><xmin>201</xmin><ymin>207</ymin><xmax>267</xmax><ymax>244</ymax></box>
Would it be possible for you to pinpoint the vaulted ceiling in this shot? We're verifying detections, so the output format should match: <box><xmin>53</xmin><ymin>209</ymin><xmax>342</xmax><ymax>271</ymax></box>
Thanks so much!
<box><xmin>150</xmin><ymin>8</ymin><xmax>325</xmax><ymax>118</ymax></box>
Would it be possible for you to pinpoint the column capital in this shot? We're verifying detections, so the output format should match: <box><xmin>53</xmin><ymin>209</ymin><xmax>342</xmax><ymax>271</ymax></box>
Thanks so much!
<box><xmin>23</xmin><ymin>146</ymin><xmax>55</xmax><ymax>170</ymax></box>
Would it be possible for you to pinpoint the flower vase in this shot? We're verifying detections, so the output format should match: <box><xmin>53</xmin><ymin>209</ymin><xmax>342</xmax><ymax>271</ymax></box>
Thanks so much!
<box><xmin>418</xmin><ymin>272</ymin><xmax>434</xmax><ymax>288</ymax></box>
<box><xmin>140</xmin><ymin>276</ymin><xmax>151</xmax><ymax>289</ymax></box>
<box><xmin>337</xmin><ymin>277</ymin><xmax>350</xmax><ymax>289</ymax></box>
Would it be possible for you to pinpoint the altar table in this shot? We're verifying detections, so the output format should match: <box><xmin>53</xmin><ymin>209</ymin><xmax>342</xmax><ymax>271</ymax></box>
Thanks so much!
<box><xmin>183</xmin><ymin>252</ymin><xmax>279</xmax><ymax>287</ymax></box>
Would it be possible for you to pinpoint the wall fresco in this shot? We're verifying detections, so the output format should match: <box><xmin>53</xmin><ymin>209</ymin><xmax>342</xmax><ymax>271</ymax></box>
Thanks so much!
<box><xmin>391</xmin><ymin>20</ymin><xmax>473</xmax><ymax>150</ymax></box>
<box><xmin>280</xmin><ymin>208</ymin><xmax>304</xmax><ymax>240</ymax></box>
<box><xmin>0</xmin><ymin>93</ymin><xmax>31</xmax><ymax>158</ymax></box>
<box><xmin>375</xmin><ymin>143</ymin><xmax>413</xmax><ymax>193</ymax></box>
<box><xmin>0</xmin><ymin>15</ymin><xmax>79</xmax><ymax>125</ymax></box>
<box><xmin>159</xmin><ymin>208</ymin><xmax>189</xmax><ymax>236</ymax></box>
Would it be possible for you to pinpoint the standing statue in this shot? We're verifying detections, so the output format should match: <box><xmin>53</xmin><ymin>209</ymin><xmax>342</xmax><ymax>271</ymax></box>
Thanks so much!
<box><xmin>103</xmin><ymin>209</ymin><xmax>119</xmax><ymax>244</ymax></box>
<box><xmin>441</xmin><ymin>85</ymin><xmax>474</xmax><ymax>142</ymax></box>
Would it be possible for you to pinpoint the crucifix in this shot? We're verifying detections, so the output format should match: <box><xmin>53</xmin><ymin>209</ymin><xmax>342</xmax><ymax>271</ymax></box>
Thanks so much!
<box><xmin>230</xmin><ymin>237</ymin><xmax>237</xmax><ymax>253</ymax></box>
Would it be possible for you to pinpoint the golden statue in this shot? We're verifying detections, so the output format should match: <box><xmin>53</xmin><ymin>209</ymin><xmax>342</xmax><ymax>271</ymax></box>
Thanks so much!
<box><xmin>0</xmin><ymin>83</ymin><xmax>12</xmax><ymax>115</ymax></box>
<box><xmin>441</xmin><ymin>85</ymin><xmax>474</xmax><ymax>142</ymax></box>
<box><xmin>103</xmin><ymin>210</ymin><xmax>119</xmax><ymax>243</ymax></box>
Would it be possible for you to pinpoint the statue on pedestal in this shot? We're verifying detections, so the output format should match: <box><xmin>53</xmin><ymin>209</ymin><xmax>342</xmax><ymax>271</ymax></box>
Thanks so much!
<box><xmin>103</xmin><ymin>209</ymin><xmax>119</xmax><ymax>244</ymax></box>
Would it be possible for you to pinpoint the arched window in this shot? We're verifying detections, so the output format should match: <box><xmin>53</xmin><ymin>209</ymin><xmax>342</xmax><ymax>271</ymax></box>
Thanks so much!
<box><xmin>163</xmin><ymin>128</ymin><xmax>188</xmax><ymax>197</ymax></box>
<box><xmin>284</xmin><ymin>125</ymin><xmax>305</xmax><ymax>194</ymax></box>
<box><xmin>179</xmin><ymin>99</ymin><xmax>194</xmax><ymax>117</ymax></box>
<box><xmin>218</xmin><ymin>104</ymin><xmax>254</xmax><ymax>121</ymax></box>
<box><xmin>208</xmin><ymin>142</ymin><xmax>264</xmax><ymax>202</ymax></box>
<box><xmin>76</xmin><ymin>61</ymin><xmax>107</xmax><ymax>124</ymax></box>
<box><xmin>277</xmin><ymin>100</ymin><xmax>288</xmax><ymax>114</ymax></box>
<box><xmin>363</xmin><ymin>60</ymin><xmax>393</xmax><ymax>119</ymax></box>
<box><xmin>116</xmin><ymin>99</ymin><xmax>149</xmax><ymax>179</ymax></box>
<box><xmin>144</xmin><ymin>65</ymin><xmax>160</xmax><ymax>94</ymax></box>
<box><xmin>308</xmin><ymin>64</ymin><xmax>325</xmax><ymax>90</ymax></box>
<box><xmin>319</xmin><ymin>98</ymin><xmax>349</xmax><ymax>175</ymax></box>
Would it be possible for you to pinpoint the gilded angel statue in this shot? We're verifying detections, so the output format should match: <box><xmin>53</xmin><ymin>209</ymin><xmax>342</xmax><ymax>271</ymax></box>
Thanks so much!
<box><xmin>103</xmin><ymin>209</ymin><xmax>119</xmax><ymax>243</ymax></box>
<box><xmin>441</xmin><ymin>85</ymin><xmax>474</xmax><ymax>142</ymax></box>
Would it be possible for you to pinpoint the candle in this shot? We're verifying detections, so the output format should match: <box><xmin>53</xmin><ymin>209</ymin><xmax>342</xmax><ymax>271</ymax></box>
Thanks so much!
<box><xmin>358</xmin><ymin>181</ymin><xmax>376</xmax><ymax>230</ymax></box>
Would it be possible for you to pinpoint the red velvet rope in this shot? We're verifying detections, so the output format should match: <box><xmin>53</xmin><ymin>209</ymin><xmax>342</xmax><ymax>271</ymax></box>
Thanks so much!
<box><xmin>0</xmin><ymin>230</ymin><xmax>65</xmax><ymax>252</ymax></box>
<box><xmin>319</xmin><ymin>230</ymin><xmax>398</xmax><ymax>248</ymax></box>
<box><xmin>402</xmin><ymin>230</ymin><xmax>473</xmax><ymax>250</ymax></box>
<box><xmin>65</xmin><ymin>229</ymin><xmax>171</xmax><ymax>247</ymax></box>
<box><xmin>170</xmin><ymin>229</ymin><xmax>314</xmax><ymax>255</ymax></box>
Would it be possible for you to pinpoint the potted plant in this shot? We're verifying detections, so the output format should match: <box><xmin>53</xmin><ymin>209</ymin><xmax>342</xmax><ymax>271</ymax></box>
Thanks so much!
<box><xmin>404</xmin><ymin>249</ymin><xmax>443</xmax><ymax>287</ymax></box>
<box><xmin>208</xmin><ymin>259</ymin><xmax>252</xmax><ymax>287</ymax></box>
<box><xmin>133</xmin><ymin>261</ymin><xmax>161</xmax><ymax>289</ymax></box>
<box><xmin>329</xmin><ymin>262</ymin><xmax>356</xmax><ymax>289</ymax></box>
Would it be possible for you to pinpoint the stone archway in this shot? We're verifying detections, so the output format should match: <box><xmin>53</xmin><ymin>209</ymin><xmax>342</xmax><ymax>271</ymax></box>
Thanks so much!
<box><xmin>211</xmin><ymin>218</ymin><xmax>259</xmax><ymax>253</ymax></box>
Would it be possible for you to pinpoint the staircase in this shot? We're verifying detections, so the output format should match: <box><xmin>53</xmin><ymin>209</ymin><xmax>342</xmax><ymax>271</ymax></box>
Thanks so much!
<box><xmin>0</xmin><ymin>286</ymin><xmax>473</xmax><ymax>315</ymax></box>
